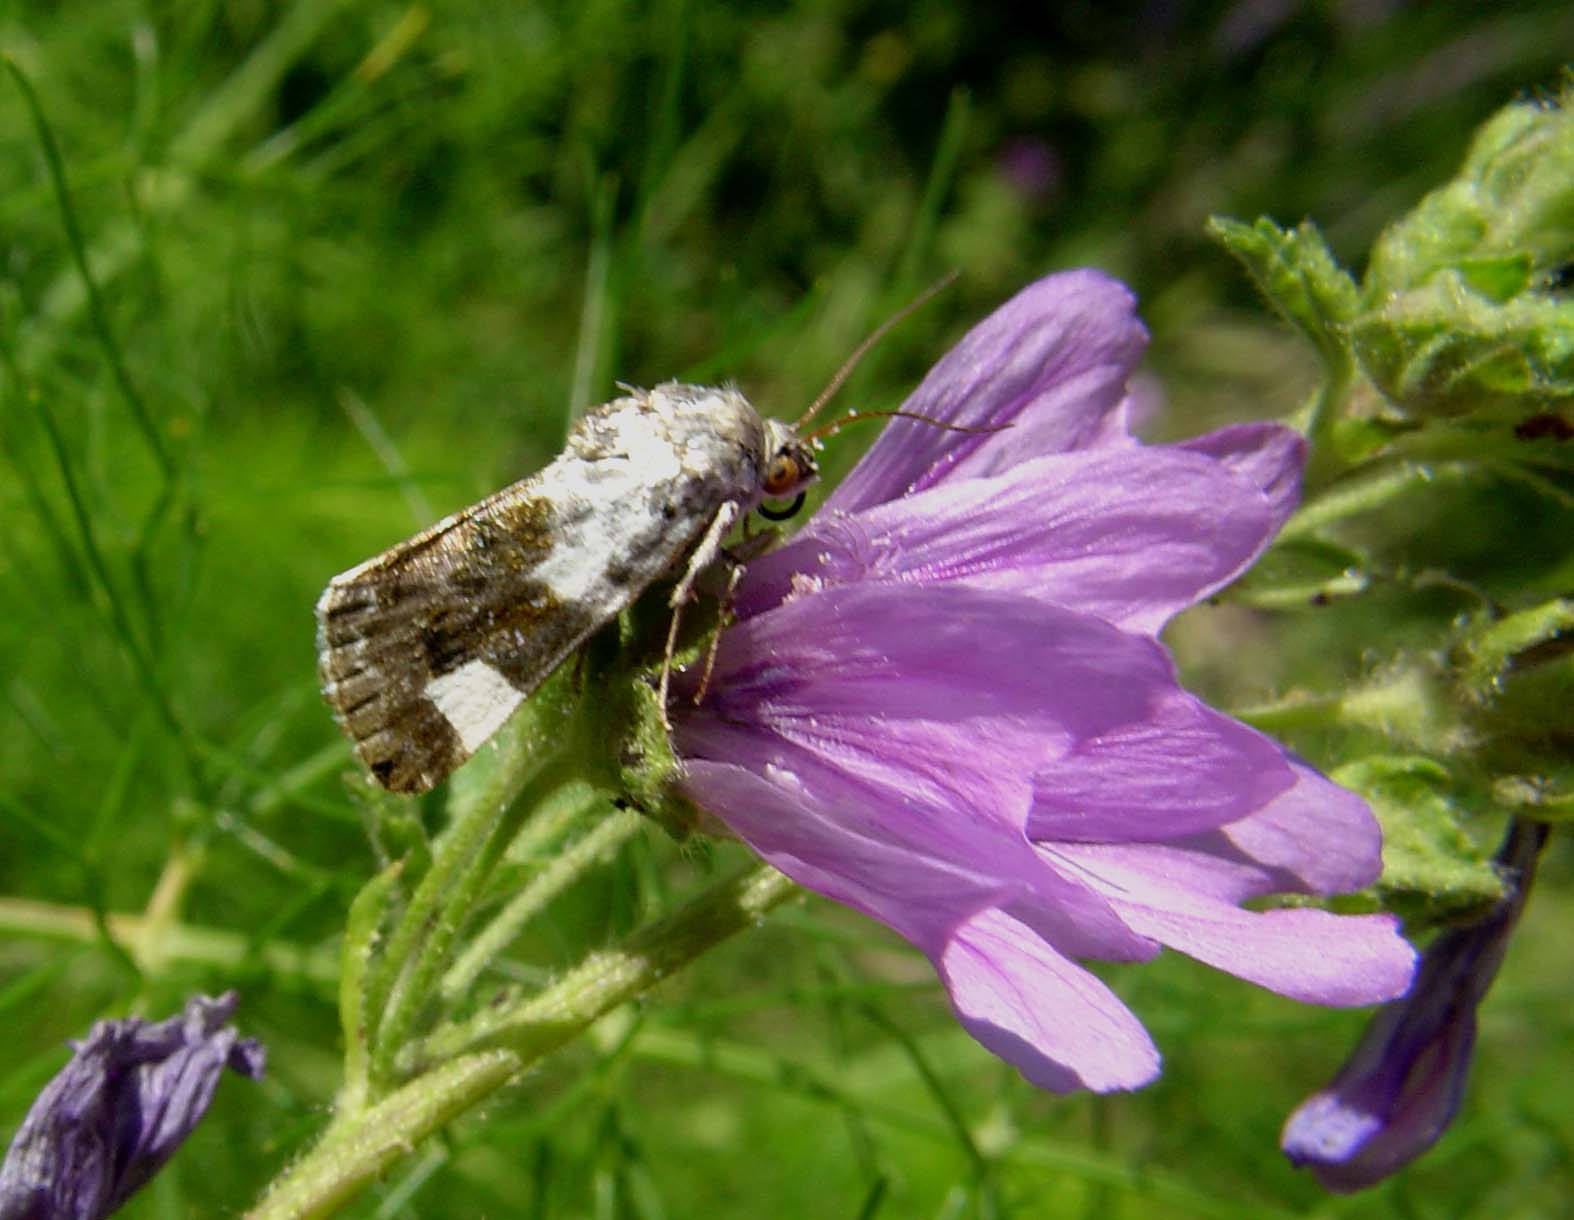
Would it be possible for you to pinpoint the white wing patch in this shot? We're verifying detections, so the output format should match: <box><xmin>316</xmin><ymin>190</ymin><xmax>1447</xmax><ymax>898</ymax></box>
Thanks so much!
<box><xmin>424</xmin><ymin>660</ymin><xmax>526</xmax><ymax>753</ymax></box>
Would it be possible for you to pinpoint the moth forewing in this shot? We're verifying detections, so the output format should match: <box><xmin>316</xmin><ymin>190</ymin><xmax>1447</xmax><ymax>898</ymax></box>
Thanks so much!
<box><xmin>315</xmin><ymin>382</ymin><xmax>817</xmax><ymax>794</ymax></box>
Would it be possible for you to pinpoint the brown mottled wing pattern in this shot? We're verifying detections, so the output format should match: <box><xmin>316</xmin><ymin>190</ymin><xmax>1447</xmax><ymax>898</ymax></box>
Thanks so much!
<box><xmin>316</xmin><ymin>482</ymin><xmax>591</xmax><ymax>792</ymax></box>
<box><xmin>315</xmin><ymin>386</ymin><xmax>769</xmax><ymax>794</ymax></box>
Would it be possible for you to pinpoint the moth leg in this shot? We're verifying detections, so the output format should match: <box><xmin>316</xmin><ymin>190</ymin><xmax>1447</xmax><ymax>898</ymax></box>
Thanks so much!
<box><xmin>722</xmin><ymin>525</ymin><xmax>779</xmax><ymax>567</ymax></box>
<box><xmin>692</xmin><ymin>560</ymin><xmax>746</xmax><ymax>705</ymax></box>
<box><xmin>658</xmin><ymin>499</ymin><xmax>742</xmax><ymax>722</ymax></box>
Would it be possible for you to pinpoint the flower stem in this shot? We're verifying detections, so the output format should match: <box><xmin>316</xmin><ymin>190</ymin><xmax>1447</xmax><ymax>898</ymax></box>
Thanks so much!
<box><xmin>440</xmin><ymin>804</ymin><xmax>645</xmax><ymax>1004</ymax></box>
<box><xmin>245</xmin><ymin>1049</ymin><xmax>522</xmax><ymax>1220</ymax></box>
<box><xmin>1277</xmin><ymin>457</ymin><xmax>1425</xmax><ymax>540</ymax></box>
<box><xmin>1298</xmin><ymin>355</ymin><xmax>1354</xmax><ymax>494</ymax></box>
<box><xmin>337</xmin><ymin>862</ymin><xmax>402</xmax><ymax>1116</ymax></box>
<box><xmin>368</xmin><ymin>748</ymin><xmax>580</xmax><ymax>1084</ymax></box>
<box><xmin>405</xmin><ymin>864</ymin><xmax>799</xmax><ymax>1074</ymax></box>
<box><xmin>247</xmin><ymin>864</ymin><xmax>800</xmax><ymax>1219</ymax></box>
<box><xmin>134</xmin><ymin>839</ymin><xmax>200</xmax><ymax>973</ymax></box>
<box><xmin>0</xmin><ymin>896</ymin><xmax>337</xmax><ymax>983</ymax></box>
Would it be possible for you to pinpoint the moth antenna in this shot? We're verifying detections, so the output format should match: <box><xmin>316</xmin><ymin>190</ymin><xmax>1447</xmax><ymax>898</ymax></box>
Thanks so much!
<box><xmin>804</xmin><ymin>408</ymin><xmax>1010</xmax><ymax>444</ymax></box>
<box><xmin>794</xmin><ymin>270</ymin><xmax>960</xmax><ymax>430</ymax></box>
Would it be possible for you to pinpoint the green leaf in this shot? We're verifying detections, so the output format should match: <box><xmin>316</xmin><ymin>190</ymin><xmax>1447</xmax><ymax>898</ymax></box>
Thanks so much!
<box><xmin>1353</xmin><ymin>92</ymin><xmax>1574</xmax><ymax>420</ymax></box>
<box><xmin>1349</xmin><ymin>272</ymin><xmax>1574</xmax><ymax>419</ymax></box>
<box><xmin>1333</xmin><ymin>755</ymin><xmax>1504</xmax><ymax>922</ymax></box>
<box><xmin>339</xmin><ymin>861</ymin><xmax>403</xmax><ymax>1114</ymax></box>
<box><xmin>1455</xmin><ymin>252</ymin><xmax>1535</xmax><ymax>302</ymax></box>
<box><xmin>1206</xmin><ymin>215</ymin><xmax>1360</xmax><ymax>370</ymax></box>
<box><xmin>1457</xmin><ymin>598</ymin><xmax>1574</xmax><ymax>699</ymax></box>
<box><xmin>1455</xmin><ymin>600</ymin><xmax>1574</xmax><ymax>816</ymax></box>
<box><xmin>1226</xmin><ymin>537</ymin><xmax>1369</xmax><ymax>609</ymax></box>
<box><xmin>1365</xmin><ymin>97</ymin><xmax>1574</xmax><ymax>300</ymax></box>
<box><xmin>1492</xmin><ymin>774</ymin><xmax>1574</xmax><ymax>823</ymax></box>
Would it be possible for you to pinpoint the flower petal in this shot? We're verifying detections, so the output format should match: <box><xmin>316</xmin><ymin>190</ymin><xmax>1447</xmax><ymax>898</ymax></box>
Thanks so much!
<box><xmin>678</xmin><ymin>759</ymin><xmax>1014</xmax><ymax>934</ymax></box>
<box><xmin>680</xmin><ymin>759</ymin><xmax>1164</xmax><ymax>1093</ymax></box>
<box><xmin>738</xmin><ymin>443</ymin><xmax>1285</xmax><ymax>634</ymax></box>
<box><xmin>1172</xmin><ymin>422</ymin><xmax>1305</xmax><ymax>539</ymax></box>
<box><xmin>1203</xmin><ymin>759</ymin><xmax>1385</xmax><ymax>896</ymax></box>
<box><xmin>675</xmin><ymin>583</ymin><xmax>1172</xmax><ymax>961</ymax></box>
<box><xmin>1027</xmin><ymin>685</ymin><xmax>1293</xmax><ymax>842</ymax></box>
<box><xmin>0</xmin><ymin>993</ymin><xmax>264</xmax><ymax>1220</ymax></box>
<box><xmin>694</xmin><ymin>581</ymin><xmax>1291</xmax><ymax>844</ymax></box>
<box><xmin>1281</xmin><ymin>1014</ymin><xmax>1474</xmax><ymax>1193</ymax></box>
<box><xmin>932</xmin><ymin>907</ymin><xmax>1162</xmax><ymax>1093</ymax></box>
<box><xmin>1050</xmin><ymin>843</ymin><xmax>1416</xmax><ymax>1006</ymax></box>
<box><xmin>694</xmin><ymin>582</ymin><xmax>1186</xmax><ymax>756</ymax></box>
<box><xmin>827</xmin><ymin>270</ymin><xmax>1147</xmax><ymax>513</ymax></box>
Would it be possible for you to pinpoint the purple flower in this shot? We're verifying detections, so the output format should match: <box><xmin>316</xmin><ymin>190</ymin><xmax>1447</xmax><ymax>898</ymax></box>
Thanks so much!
<box><xmin>671</xmin><ymin>271</ymin><xmax>1417</xmax><ymax>1093</ymax></box>
<box><xmin>1282</xmin><ymin>818</ymin><xmax>1549</xmax><ymax>1191</ymax></box>
<box><xmin>0</xmin><ymin>993</ymin><xmax>265</xmax><ymax>1220</ymax></box>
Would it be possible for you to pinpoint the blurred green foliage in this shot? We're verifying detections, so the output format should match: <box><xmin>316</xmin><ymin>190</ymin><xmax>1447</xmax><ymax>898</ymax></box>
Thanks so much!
<box><xmin>1</xmin><ymin>2</ymin><xmax>1570</xmax><ymax>1217</ymax></box>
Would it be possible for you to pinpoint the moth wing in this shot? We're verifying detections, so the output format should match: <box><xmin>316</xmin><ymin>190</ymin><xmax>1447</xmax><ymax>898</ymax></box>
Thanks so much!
<box><xmin>316</xmin><ymin>473</ymin><xmax>687</xmax><ymax>794</ymax></box>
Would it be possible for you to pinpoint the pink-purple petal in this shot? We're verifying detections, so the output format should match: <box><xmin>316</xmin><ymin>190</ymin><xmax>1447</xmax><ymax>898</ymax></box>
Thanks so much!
<box><xmin>827</xmin><ymin>271</ymin><xmax>1147</xmax><ymax>513</ymax></box>
<box><xmin>677</xmin><ymin>759</ymin><xmax>1013</xmax><ymax>937</ymax></box>
<box><xmin>694</xmin><ymin>581</ymin><xmax>1219</xmax><ymax>752</ymax></box>
<box><xmin>1207</xmin><ymin>760</ymin><xmax>1386</xmax><ymax>896</ymax></box>
<box><xmin>1283</xmin><ymin>820</ymin><xmax>1548</xmax><ymax>1191</ymax></box>
<box><xmin>1027</xmin><ymin>686</ymin><xmax>1294</xmax><ymax>842</ymax></box>
<box><xmin>675</xmin><ymin>584</ymin><xmax>1180</xmax><ymax>961</ymax></box>
<box><xmin>933</xmin><ymin>907</ymin><xmax>1162</xmax><ymax>1093</ymax></box>
<box><xmin>1052</xmin><ymin>843</ymin><xmax>1416</xmax><ymax>1005</ymax></box>
<box><xmin>678</xmin><ymin>711</ymin><xmax>1040</xmax><ymax>892</ymax></box>
<box><xmin>737</xmin><ymin>443</ymin><xmax>1284</xmax><ymax>633</ymax></box>
<box><xmin>1172</xmin><ymin>423</ymin><xmax>1306</xmax><ymax>539</ymax></box>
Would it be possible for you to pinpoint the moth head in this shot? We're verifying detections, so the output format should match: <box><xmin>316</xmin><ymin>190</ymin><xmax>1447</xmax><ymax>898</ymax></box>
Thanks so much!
<box><xmin>758</xmin><ymin>419</ymin><xmax>819</xmax><ymax>521</ymax></box>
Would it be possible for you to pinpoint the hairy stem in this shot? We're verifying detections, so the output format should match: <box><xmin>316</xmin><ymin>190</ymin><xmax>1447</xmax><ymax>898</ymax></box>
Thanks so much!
<box><xmin>404</xmin><ymin>864</ymin><xmax>798</xmax><ymax>1073</ymax></box>
<box><xmin>248</xmin><ymin>864</ymin><xmax>800</xmax><ymax>1219</ymax></box>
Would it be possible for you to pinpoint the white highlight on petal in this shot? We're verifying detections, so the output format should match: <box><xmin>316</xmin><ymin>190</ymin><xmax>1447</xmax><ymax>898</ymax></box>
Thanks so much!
<box><xmin>425</xmin><ymin>659</ymin><xmax>525</xmax><ymax>753</ymax></box>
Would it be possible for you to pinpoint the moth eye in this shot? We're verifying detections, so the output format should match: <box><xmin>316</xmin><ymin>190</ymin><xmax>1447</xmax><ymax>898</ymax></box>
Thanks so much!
<box><xmin>763</xmin><ymin>454</ymin><xmax>801</xmax><ymax>497</ymax></box>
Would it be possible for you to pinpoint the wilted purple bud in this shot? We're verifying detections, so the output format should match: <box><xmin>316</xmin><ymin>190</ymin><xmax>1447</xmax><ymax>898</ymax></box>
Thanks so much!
<box><xmin>1282</xmin><ymin>819</ymin><xmax>1549</xmax><ymax>1191</ymax></box>
<box><xmin>0</xmin><ymin>992</ymin><xmax>265</xmax><ymax>1220</ymax></box>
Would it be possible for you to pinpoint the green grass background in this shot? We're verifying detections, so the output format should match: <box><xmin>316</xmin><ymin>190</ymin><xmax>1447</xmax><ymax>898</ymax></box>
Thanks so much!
<box><xmin>1</xmin><ymin>2</ymin><xmax>1570</xmax><ymax>1216</ymax></box>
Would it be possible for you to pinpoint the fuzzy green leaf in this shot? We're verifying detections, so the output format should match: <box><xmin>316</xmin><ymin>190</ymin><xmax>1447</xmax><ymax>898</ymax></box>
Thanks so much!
<box><xmin>1207</xmin><ymin>215</ymin><xmax>1360</xmax><ymax>369</ymax></box>
<box><xmin>1354</xmin><ymin>94</ymin><xmax>1574</xmax><ymax>420</ymax></box>
<box><xmin>1455</xmin><ymin>600</ymin><xmax>1574</xmax><ymax>817</ymax></box>
<box><xmin>1333</xmin><ymin>755</ymin><xmax>1504</xmax><ymax>922</ymax></box>
<box><xmin>1349</xmin><ymin>272</ymin><xmax>1574</xmax><ymax>419</ymax></box>
<box><xmin>1365</xmin><ymin>98</ymin><xmax>1574</xmax><ymax>299</ymax></box>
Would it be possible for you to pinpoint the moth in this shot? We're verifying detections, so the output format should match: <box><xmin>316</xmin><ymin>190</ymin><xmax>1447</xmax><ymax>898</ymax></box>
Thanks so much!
<box><xmin>315</xmin><ymin>382</ymin><xmax>820</xmax><ymax>793</ymax></box>
<box><xmin>317</xmin><ymin>277</ymin><xmax>964</xmax><ymax>794</ymax></box>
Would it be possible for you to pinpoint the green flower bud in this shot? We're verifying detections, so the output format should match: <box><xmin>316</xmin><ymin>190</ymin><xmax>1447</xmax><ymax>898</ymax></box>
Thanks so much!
<box><xmin>1354</xmin><ymin>93</ymin><xmax>1574</xmax><ymax>421</ymax></box>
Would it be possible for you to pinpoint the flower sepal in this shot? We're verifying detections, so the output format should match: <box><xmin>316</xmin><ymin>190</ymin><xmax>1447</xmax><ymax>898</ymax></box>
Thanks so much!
<box><xmin>586</xmin><ymin>593</ymin><xmax>729</xmax><ymax>841</ymax></box>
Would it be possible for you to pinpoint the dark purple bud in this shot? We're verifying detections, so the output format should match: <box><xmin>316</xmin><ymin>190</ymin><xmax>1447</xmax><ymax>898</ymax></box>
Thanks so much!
<box><xmin>1282</xmin><ymin>819</ymin><xmax>1549</xmax><ymax>1191</ymax></box>
<box><xmin>0</xmin><ymin>992</ymin><xmax>265</xmax><ymax>1220</ymax></box>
